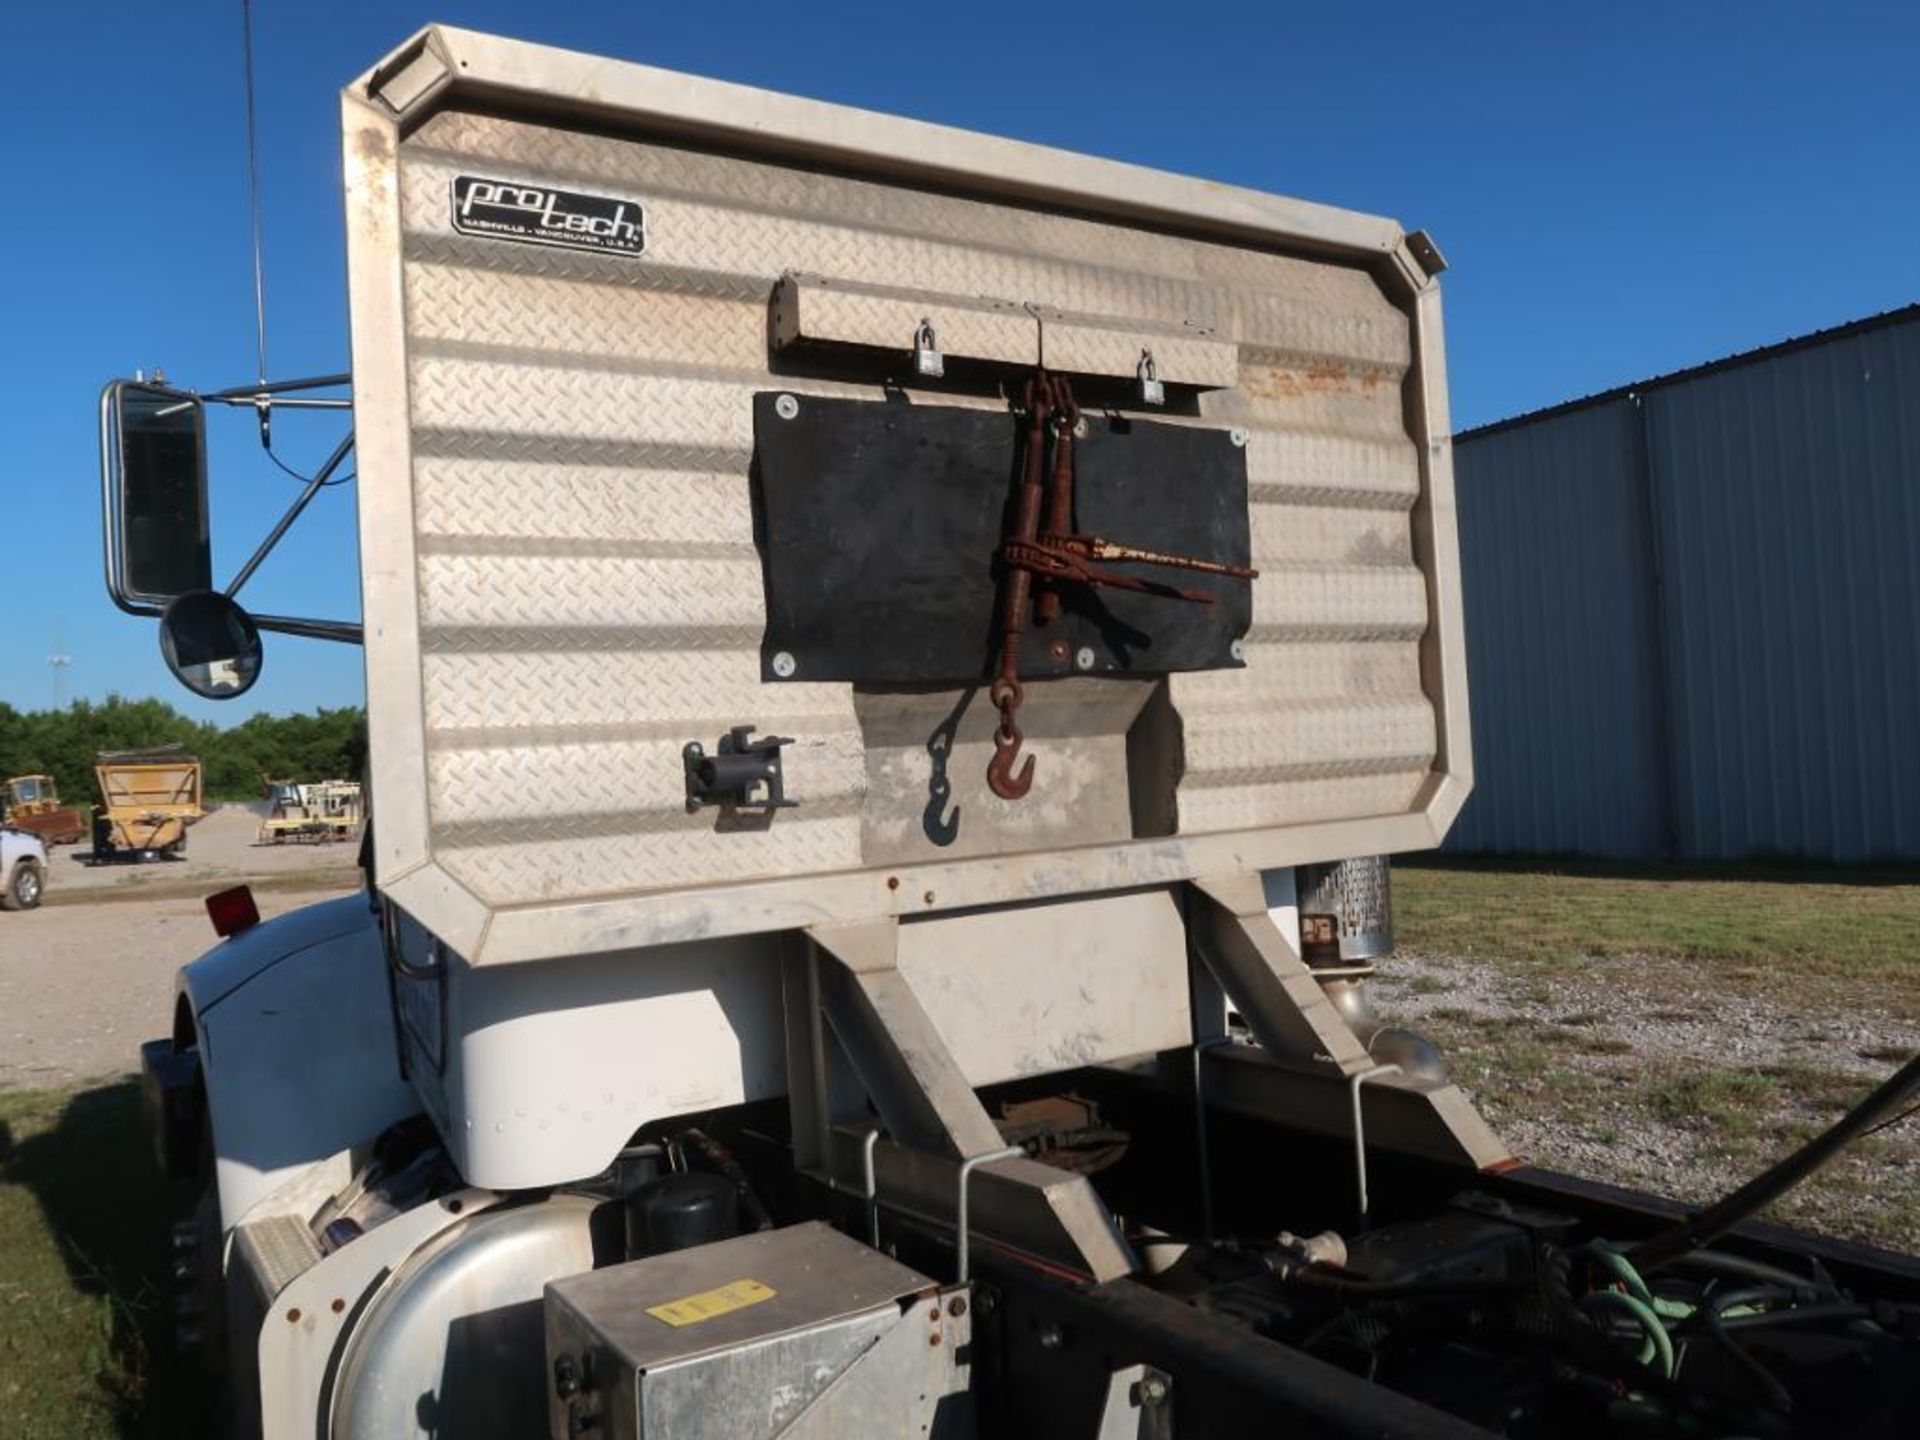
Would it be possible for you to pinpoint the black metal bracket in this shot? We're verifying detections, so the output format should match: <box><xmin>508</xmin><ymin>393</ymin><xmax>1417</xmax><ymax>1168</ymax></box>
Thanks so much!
<box><xmin>683</xmin><ymin>726</ymin><xmax>797</xmax><ymax>812</ymax></box>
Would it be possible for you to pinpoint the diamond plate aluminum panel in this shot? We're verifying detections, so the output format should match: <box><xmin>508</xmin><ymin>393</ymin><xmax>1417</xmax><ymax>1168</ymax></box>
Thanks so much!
<box><xmin>771</xmin><ymin>272</ymin><xmax>1240</xmax><ymax>387</ymax></box>
<box><xmin>772</xmin><ymin>272</ymin><xmax>1038</xmax><ymax>368</ymax></box>
<box><xmin>345</xmin><ymin>30</ymin><xmax>1469</xmax><ymax>962</ymax></box>
<box><xmin>1039</xmin><ymin>307</ymin><xmax>1239</xmax><ymax>389</ymax></box>
<box><xmin>402</xmin><ymin>112</ymin><xmax>1384</xmax><ymax>328</ymax></box>
<box><xmin>398</xmin><ymin>111</ymin><xmax>1429</xmax><ymax>900</ymax></box>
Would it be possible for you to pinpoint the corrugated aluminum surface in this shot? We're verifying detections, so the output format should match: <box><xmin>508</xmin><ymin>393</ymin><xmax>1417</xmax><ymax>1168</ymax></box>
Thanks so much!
<box><xmin>1450</xmin><ymin>310</ymin><xmax>1920</xmax><ymax>862</ymax></box>
<box><xmin>1647</xmin><ymin>321</ymin><xmax>1920</xmax><ymax>861</ymax></box>
<box><xmin>345</xmin><ymin>28</ymin><xmax>1468</xmax><ymax>963</ymax></box>
<box><xmin>1446</xmin><ymin>399</ymin><xmax>1668</xmax><ymax>857</ymax></box>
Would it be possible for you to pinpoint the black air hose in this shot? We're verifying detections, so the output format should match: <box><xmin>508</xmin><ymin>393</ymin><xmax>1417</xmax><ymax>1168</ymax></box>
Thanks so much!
<box><xmin>1629</xmin><ymin>1050</ymin><xmax>1920</xmax><ymax>1273</ymax></box>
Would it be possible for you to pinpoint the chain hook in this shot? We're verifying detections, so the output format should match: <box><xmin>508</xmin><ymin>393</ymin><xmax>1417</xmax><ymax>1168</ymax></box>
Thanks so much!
<box><xmin>986</xmin><ymin>678</ymin><xmax>1034</xmax><ymax>799</ymax></box>
<box><xmin>987</xmin><ymin>730</ymin><xmax>1035</xmax><ymax>800</ymax></box>
<box><xmin>983</xmin><ymin>373</ymin><xmax>1060</xmax><ymax>802</ymax></box>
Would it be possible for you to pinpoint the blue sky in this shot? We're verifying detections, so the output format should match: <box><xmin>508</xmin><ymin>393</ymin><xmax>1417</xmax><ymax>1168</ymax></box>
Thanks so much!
<box><xmin>5</xmin><ymin>2</ymin><xmax>1915</xmax><ymax>722</ymax></box>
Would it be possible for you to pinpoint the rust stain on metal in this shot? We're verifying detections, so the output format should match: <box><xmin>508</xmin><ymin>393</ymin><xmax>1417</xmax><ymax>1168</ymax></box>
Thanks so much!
<box><xmin>1239</xmin><ymin>362</ymin><xmax>1380</xmax><ymax>401</ymax></box>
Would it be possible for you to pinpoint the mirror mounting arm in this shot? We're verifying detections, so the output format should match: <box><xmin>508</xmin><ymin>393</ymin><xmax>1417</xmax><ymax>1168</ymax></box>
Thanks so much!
<box><xmin>226</xmin><ymin>431</ymin><xmax>354</xmax><ymax>599</ymax></box>
<box><xmin>101</xmin><ymin>374</ymin><xmax>365</xmax><ymax>659</ymax></box>
<box><xmin>251</xmin><ymin>615</ymin><xmax>363</xmax><ymax>645</ymax></box>
<box><xmin>201</xmin><ymin>372</ymin><xmax>351</xmax><ymax>401</ymax></box>
<box><xmin>203</xmin><ymin>394</ymin><xmax>353</xmax><ymax>412</ymax></box>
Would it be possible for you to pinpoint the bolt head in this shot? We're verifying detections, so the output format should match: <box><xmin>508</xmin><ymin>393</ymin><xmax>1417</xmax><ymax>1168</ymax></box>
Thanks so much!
<box><xmin>1229</xmin><ymin>638</ymin><xmax>1246</xmax><ymax>662</ymax></box>
<box><xmin>1229</xmin><ymin>426</ymin><xmax>1249</xmax><ymax>448</ymax></box>
<box><xmin>771</xmin><ymin>651</ymin><xmax>797</xmax><ymax>678</ymax></box>
<box><xmin>774</xmin><ymin>393</ymin><xmax>801</xmax><ymax>420</ymax></box>
<box><xmin>1074</xmin><ymin>647</ymin><xmax>1096</xmax><ymax>671</ymax></box>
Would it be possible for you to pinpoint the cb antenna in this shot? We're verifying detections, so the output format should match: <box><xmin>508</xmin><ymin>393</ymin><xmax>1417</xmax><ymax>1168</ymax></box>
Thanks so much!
<box><xmin>240</xmin><ymin>0</ymin><xmax>272</xmax><ymax>447</ymax></box>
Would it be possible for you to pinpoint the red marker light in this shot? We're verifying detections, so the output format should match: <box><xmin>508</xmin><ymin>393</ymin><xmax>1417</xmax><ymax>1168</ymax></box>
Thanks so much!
<box><xmin>206</xmin><ymin>885</ymin><xmax>261</xmax><ymax>938</ymax></box>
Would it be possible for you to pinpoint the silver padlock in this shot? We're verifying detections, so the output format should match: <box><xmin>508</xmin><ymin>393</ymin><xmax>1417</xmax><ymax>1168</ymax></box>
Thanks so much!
<box><xmin>913</xmin><ymin>318</ymin><xmax>944</xmax><ymax>379</ymax></box>
<box><xmin>1136</xmin><ymin>348</ymin><xmax>1165</xmax><ymax>406</ymax></box>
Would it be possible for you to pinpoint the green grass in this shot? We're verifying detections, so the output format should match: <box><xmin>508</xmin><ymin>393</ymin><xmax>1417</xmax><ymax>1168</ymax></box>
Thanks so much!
<box><xmin>0</xmin><ymin>1084</ymin><xmax>207</xmax><ymax>1439</ymax></box>
<box><xmin>1396</xmin><ymin>860</ymin><xmax>1920</xmax><ymax>986</ymax></box>
<box><xmin>1641</xmin><ymin>1067</ymin><xmax>1778</xmax><ymax>1144</ymax></box>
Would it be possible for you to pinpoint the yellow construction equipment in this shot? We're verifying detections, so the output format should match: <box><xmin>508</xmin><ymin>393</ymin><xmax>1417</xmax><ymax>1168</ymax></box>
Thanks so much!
<box><xmin>92</xmin><ymin>746</ymin><xmax>204</xmax><ymax>859</ymax></box>
<box><xmin>3</xmin><ymin>774</ymin><xmax>88</xmax><ymax>846</ymax></box>
<box><xmin>257</xmin><ymin>777</ymin><xmax>363</xmax><ymax>844</ymax></box>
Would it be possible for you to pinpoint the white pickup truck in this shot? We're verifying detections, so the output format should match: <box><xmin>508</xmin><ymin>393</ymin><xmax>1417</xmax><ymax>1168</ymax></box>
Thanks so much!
<box><xmin>1</xmin><ymin>825</ymin><xmax>47</xmax><ymax>910</ymax></box>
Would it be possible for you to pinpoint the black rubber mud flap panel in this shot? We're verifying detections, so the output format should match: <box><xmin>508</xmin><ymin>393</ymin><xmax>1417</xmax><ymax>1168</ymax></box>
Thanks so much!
<box><xmin>752</xmin><ymin>393</ymin><xmax>1252</xmax><ymax>684</ymax></box>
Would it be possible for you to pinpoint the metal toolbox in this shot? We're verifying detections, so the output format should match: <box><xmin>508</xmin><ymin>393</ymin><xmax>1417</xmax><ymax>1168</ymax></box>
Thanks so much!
<box><xmin>544</xmin><ymin>1222</ymin><xmax>968</xmax><ymax>1439</ymax></box>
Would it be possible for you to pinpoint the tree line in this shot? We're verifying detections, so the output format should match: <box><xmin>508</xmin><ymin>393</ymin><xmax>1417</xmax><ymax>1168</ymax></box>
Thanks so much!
<box><xmin>0</xmin><ymin>696</ymin><xmax>368</xmax><ymax>806</ymax></box>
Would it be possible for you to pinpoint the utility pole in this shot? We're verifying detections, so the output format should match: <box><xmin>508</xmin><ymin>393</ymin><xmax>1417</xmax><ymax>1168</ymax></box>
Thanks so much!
<box><xmin>47</xmin><ymin>626</ymin><xmax>72</xmax><ymax>709</ymax></box>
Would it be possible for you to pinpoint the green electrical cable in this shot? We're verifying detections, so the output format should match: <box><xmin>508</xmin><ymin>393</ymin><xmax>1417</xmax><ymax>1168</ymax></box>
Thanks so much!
<box><xmin>1582</xmin><ymin>1290</ymin><xmax>1676</xmax><ymax>1380</ymax></box>
<box><xmin>1589</xmin><ymin>1240</ymin><xmax>1655</xmax><ymax>1303</ymax></box>
<box><xmin>1589</xmin><ymin>1240</ymin><xmax>1696</xmax><ymax>1321</ymax></box>
<box><xmin>1652</xmin><ymin>1295</ymin><xmax>1696</xmax><ymax>1322</ymax></box>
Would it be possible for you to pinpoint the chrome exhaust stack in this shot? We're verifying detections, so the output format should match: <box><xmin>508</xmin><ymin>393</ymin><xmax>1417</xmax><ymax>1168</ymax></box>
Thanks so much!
<box><xmin>1299</xmin><ymin>857</ymin><xmax>1447</xmax><ymax>1085</ymax></box>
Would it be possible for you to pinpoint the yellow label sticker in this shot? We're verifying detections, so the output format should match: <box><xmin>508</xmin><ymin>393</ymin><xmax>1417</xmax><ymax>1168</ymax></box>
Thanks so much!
<box><xmin>646</xmin><ymin>1278</ymin><xmax>778</xmax><ymax>1327</ymax></box>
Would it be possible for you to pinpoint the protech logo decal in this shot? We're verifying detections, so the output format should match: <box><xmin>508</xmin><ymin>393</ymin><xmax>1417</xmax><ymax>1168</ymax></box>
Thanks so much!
<box><xmin>449</xmin><ymin>175</ymin><xmax>647</xmax><ymax>257</ymax></box>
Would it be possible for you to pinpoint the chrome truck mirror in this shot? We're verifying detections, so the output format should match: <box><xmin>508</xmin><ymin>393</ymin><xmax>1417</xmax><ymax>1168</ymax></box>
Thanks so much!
<box><xmin>101</xmin><ymin>379</ymin><xmax>212</xmax><ymax>607</ymax></box>
<box><xmin>158</xmin><ymin>589</ymin><xmax>264</xmax><ymax>699</ymax></box>
<box><xmin>99</xmin><ymin>372</ymin><xmax>363</xmax><ymax>699</ymax></box>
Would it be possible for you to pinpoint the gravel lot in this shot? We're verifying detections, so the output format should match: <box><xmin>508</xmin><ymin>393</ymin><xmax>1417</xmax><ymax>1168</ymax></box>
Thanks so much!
<box><xmin>50</xmin><ymin>804</ymin><xmax>361</xmax><ymax>894</ymax></box>
<box><xmin>1375</xmin><ymin>948</ymin><xmax>1920</xmax><ymax>1248</ymax></box>
<box><xmin>0</xmin><ymin>808</ymin><xmax>359</xmax><ymax>1089</ymax></box>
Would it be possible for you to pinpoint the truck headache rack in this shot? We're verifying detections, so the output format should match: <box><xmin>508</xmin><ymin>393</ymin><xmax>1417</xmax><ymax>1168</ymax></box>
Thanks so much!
<box><xmin>345</xmin><ymin>25</ymin><xmax>1467</xmax><ymax>969</ymax></box>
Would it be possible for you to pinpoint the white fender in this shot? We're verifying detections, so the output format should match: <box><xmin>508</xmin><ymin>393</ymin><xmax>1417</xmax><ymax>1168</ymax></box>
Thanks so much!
<box><xmin>179</xmin><ymin>892</ymin><xmax>418</xmax><ymax>1228</ymax></box>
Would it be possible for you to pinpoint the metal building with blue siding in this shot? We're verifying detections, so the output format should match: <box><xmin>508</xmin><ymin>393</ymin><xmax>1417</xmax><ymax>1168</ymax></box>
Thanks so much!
<box><xmin>1447</xmin><ymin>306</ymin><xmax>1920</xmax><ymax>862</ymax></box>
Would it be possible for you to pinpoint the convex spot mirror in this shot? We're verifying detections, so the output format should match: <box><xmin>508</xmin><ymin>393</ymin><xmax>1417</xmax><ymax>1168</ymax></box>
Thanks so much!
<box><xmin>159</xmin><ymin>590</ymin><xmax>263</xmax><ymax>699</ymax></box>
<box><xmin>103</xmin><ymin>381</ymin><xmax>212</xmax><ymax>606</ymax></box>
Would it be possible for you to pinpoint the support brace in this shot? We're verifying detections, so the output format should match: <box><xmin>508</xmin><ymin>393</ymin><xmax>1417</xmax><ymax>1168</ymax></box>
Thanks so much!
<box><xmin>1187</xmin><ymin>874</ymin><xmax>1511</xmax><ymax>1176</ymax></box>
<box><xmin>801</xmin><ymin>920</ymin><xmax>1137</xmax><ymax>1283</ymax></box>
<box><xmin>1190</xmin><ymin>874</ymin><xmax>1374</xmax><ymax>1071</ymax></box>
